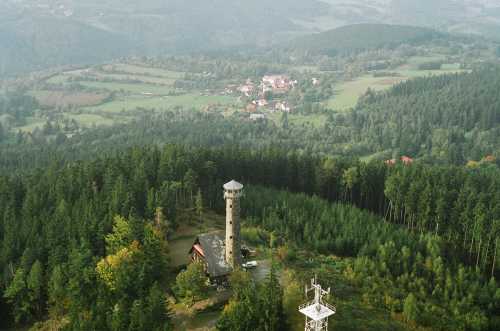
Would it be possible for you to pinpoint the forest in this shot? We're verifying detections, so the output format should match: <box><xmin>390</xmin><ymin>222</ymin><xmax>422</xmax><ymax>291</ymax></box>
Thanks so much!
<box><xmin>0</xmin><ymin>145</ymin><xmax>498</xmax><ymax>330</ymax></box>
<box><xmin>352</xmin><ymin>67</ymin><xmax>500</xmax><ymax>162</ymax></box>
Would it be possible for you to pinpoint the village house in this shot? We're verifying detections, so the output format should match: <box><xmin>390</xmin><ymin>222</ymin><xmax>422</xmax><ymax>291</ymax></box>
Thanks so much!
<box><xmin>254</xmin><ymin>99</ymin><xmax>269</xmax><ymax>107</ymax></box>
<box><xmin>238</xmin><ymin>84</ymin><xmax>255</xmax><ymax>97</ymax></box>
<box><xmin>261</xmin><ymin>75</ymin><xmax>296</xmax><ymax>94</ymax></box>
<box><xmin>237</xmin><ymin>79</ymin><xmax>256</xmax><ymax>97</ymax></box>
<box><xmin>385</xmin><ymin>156</ymin><xmax>414</xmax><ymax>166</ymax></box>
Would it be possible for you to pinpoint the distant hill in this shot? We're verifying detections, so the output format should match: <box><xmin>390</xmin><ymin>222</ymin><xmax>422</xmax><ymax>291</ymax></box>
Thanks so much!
<box><xmin>0</xmin><ymin>0</ymin><xmax>329</xmax><ymax>76</ymax></box>
<box><xmin>289</xmin><ymin>24</ymin><xmax>444</xmax><ymax>54</ymax></box>
<box><xmin>0</xmin><ymin>16</ymin><xmax>132</xmax><ymax>76</ymax></box>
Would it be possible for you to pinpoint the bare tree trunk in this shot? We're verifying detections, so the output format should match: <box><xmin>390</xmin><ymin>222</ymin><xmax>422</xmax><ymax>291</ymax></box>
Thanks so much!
<box><xmin>476</xmin><ymin>238</ymin><xmax>482</xmax><ymax>268</ymax></box>
<box><xmin>483</xmin><ymin>231</ymin><xmax>492</xmax><ymax>270</ymax></box>
<box><xmin>387</xmin><ymin>200</ymin><xmax>393</xmax><ymax>222</ymax></box>
<box><xmin>492</xmin><ymin>238</ymin><xmax>498</xmax><ymax>278</ymax></box>
<box><xmin>470</xmin><ymin>221</ymin><xmax>477</xmax><ymax>255</ymax></box>
<box><xmin>463</xmin><ymin>222</ymin><xmax>469</xmax><ymax>248</ymax></box>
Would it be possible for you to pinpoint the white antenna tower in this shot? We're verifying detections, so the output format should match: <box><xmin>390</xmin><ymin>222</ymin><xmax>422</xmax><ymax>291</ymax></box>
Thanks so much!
<box><xmin>298</xmin><ymin>276</ymin><xmax>336</xmax><ymax>331</ymax></box>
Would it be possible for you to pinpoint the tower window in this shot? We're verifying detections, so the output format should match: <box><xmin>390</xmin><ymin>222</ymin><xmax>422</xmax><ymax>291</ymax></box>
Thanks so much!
<box><xmin>230</xmin><ymin>236</ymin><xmax>233</xmax><ymax>239</ymax></box>
<box><xmin>230</xmin><ymin>204</ymin><xmax>232</xmax><ymax>208</ymax></box>
<box><xmin>230</xmin><ymin>221</ymin><xmax>232</xmax><ymax>225</ymax></box>
<box><xmin>229</xmin><ymin>251</ymin><xmax>232</xmax><ymax>255</ymax></box>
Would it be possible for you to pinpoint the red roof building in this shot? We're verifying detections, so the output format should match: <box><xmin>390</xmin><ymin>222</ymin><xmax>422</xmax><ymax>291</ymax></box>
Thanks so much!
<box><xmin>401</xmin><ymin>156</ymin><xmax>414</xmax><ymax>165</ymax></box>
<box><xmin>385</xmin><ymin>156</ymin><xmax>414</xmax><ymax>166</ymax></box>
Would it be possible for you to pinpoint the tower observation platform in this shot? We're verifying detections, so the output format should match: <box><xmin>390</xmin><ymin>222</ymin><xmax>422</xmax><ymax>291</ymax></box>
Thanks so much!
<box><xmin>299</xmin><ymin>277</ymin><xmax>336</xmax><ymax>331</ymax></box>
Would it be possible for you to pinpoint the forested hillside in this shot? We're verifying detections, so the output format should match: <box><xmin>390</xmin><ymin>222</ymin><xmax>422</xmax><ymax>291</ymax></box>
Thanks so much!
<box><xmin>290</xmin><ymin>24</ymin><xmax>443</xmax><ymax>55</ymax></box>
<box><xmin>352</xmin><ymin>67</ymin><xmax>500</xmax><ymax>161</ymax></box>
<box><xmin>0</xmin><ymin>145</ymin><xmax>498</xmax><ymax>329</ymax></box>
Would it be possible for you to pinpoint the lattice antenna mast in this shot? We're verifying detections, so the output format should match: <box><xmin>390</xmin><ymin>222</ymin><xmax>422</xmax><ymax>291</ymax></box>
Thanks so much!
<box><xmin>307</xmin><ymin>275</ymin><xmax>330</xmax><ymax>308</ymax></box>
<box><xmin>299</xmin><ymin>276</ymin><xmax>336</xmax><ymax>331</ymax></box>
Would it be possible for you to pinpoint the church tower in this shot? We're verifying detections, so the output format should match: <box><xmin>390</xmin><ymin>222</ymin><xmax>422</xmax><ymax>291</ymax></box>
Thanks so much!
<box><xmin>223</xmin><ymin>180</ymin><xmax>243</xmax><ymax>268</ymax></box>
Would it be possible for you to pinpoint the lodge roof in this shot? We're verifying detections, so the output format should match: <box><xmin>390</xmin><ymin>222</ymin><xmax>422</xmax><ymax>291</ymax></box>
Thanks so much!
<box><xmin>190</xmin><ymin>232</ymin><xmax>232</xmax><ymax>278</ymax></box>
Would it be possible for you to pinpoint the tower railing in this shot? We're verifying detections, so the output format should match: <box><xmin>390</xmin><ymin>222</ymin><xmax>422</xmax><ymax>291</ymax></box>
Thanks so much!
<box><xmin>298</xmin><ymin>300</ymin><xmax>336</xmax><ymax>313</ymax></box>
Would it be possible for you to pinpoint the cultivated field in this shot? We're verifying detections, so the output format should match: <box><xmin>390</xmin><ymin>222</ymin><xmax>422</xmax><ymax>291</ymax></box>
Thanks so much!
<box><xmin>24</xmin><ymin>63</ymin><xmax>241</xmax><ymax>131</ymax></box>
<box><xmin>32</xmin><ymin>90</ymin><xmax>110</xmax><ymax>108</ymax></box>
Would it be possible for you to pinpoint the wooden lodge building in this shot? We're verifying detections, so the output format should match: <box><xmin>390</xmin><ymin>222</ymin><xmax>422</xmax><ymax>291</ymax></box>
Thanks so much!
<box><xmin>189</xmin><ymin>232</ymin><xmax>232</xmax><ymax>281</ymax></box>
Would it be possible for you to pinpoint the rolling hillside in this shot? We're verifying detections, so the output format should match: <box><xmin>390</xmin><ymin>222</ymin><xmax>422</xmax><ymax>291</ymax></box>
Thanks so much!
<box><xmin>289</xmin><ymin>23</ymin><xmax>444</xmax><ymax>54</ymax></box>
<box><xmin>0</xmin><ymin>0</ymin><xmax>328</xmax><ymax>76</ymax></box>
<box><xmin>0</xmin><ymin>16</ymin><xmax>132</xmax><ymax>75</ymax></box>
<box><xmin>351</xmin><ymin>67</ymin><xmax>500</xmax><ymax>161</ymax></box>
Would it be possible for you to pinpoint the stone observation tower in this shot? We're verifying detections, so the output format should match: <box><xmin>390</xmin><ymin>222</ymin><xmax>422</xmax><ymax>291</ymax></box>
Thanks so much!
<box><xmin>223</xmin><ymin>180</ymin><xmax>243</xmax><ymax>268</ymax></box>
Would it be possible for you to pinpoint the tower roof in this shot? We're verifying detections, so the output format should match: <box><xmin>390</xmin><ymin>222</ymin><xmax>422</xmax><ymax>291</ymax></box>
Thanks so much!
<box><xmin>223</xmin><ymin>180</ymin><xmax>244</xmax><ymax>191</ymax></box>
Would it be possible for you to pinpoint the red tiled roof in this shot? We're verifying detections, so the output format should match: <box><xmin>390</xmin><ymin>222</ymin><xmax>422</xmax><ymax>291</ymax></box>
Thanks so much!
<box><xmin>384</xmin><ymin>156</ymin><xmax>413</xmax><ymax>166</ymax></box>
<box><xmin>193</xmin><ymin>244</ymin><xmax>205</xmax><ymax>257</ymax></box>
<box><xmin>401</xmin><ymin>156</ymin><xmax>413</xmax><ymax>164</ymax></box>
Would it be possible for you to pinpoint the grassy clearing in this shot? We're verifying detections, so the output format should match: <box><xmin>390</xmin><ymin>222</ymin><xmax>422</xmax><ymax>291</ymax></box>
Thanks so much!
<box><xmin>406</xmin><ymin>55</ymin><xmax>447</xmax><ymax>66</ymax></box>
<box><xmin>359</xmin><ymin>149</ymin><xmax>392</xmax><ymax>163</ymax></box>
<box><xmin>31</xmin><ymin>90</ymin><xmax>109</xmax><ymax>108</ymax></box>
<box><xmin>169</xmin><ymin>211</ymin><xmax>225</xmax><ymax>267</ymax></box>
<box><xmin>396</xmin><ymin>67</ymin><xmax>466</xmax><ymax>78</ymax></box>
<box><xmin>78</xmin><ymin>81</ymin><xmax>174</xmax><ymax>95</ymax></box>
<box><xmin>173</xmin><ymin>310</ymin><xmax>220</xmax><ymax>331</ymax></box>
<box><xmin>90</xmin><ymin>71</ymin><xmax>177</xmax><ymax>86</ymax></box>
<box><xmin>45</xmin><ymin>74</ymin><xmax>69</xmax><ymax>84</ymax></box>
<box><xmin>66</xmin><ymin>113</ymin><xmax>121</xmax><ymax>127</ymax></box>
<box><xmin>86</xmin><ymin>94</ymin><xmax>239</xmax><ymax>113</ymax></box>
<box><xmin>102</xmin><ymin>64</ymin><xmax>185</xmax><ymax>79</ymax></box>
<box><xmin>17</xmin><ymin>117</ymin><xmax>46</xmax><ymax>133</ymax></box>
<box><xmin>325</xmin><ymin>75</ymin><xmax>399</xmax><ymax>110</ymax></box>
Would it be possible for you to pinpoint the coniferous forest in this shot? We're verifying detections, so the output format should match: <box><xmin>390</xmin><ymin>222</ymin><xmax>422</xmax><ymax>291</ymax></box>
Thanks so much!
<box><xmin>0</xmin><ymin>145</ymin><xmax>498</xmax><ymax>330</ymax></box>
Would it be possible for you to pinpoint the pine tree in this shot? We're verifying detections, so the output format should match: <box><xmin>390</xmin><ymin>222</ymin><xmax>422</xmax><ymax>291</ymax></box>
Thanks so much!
<box><xmin>27</xmin><ymin>260</ymin><xmax>44</xmax><ymax>318</ymax></box>
<box><xmin>175</xmin><ymin>262</ymin><xmax>208</xmax><ymax>305</ymax></box>
<box><xmin>146</xmin><ymin>282</ymin><xmax>172</xmax><ymax>331</ymax></box>
<box><xmin>195</xmin><ymin>189</ymin><xmax>203</xmax><ymax>223</ymax></box>
<box><xmin>48</xmin><ymin>265</ymin><xmax>66</xmax><ymax>317</ymax></box>
<box><xmin>403</xmin><ymin>293</ymin><xmax>419</xmax><ymax>324</ymax></box>
<box><xmin>3</xmin><ymin>268</ymin><xmax>31</xmax><ymax>323</ymax></box>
